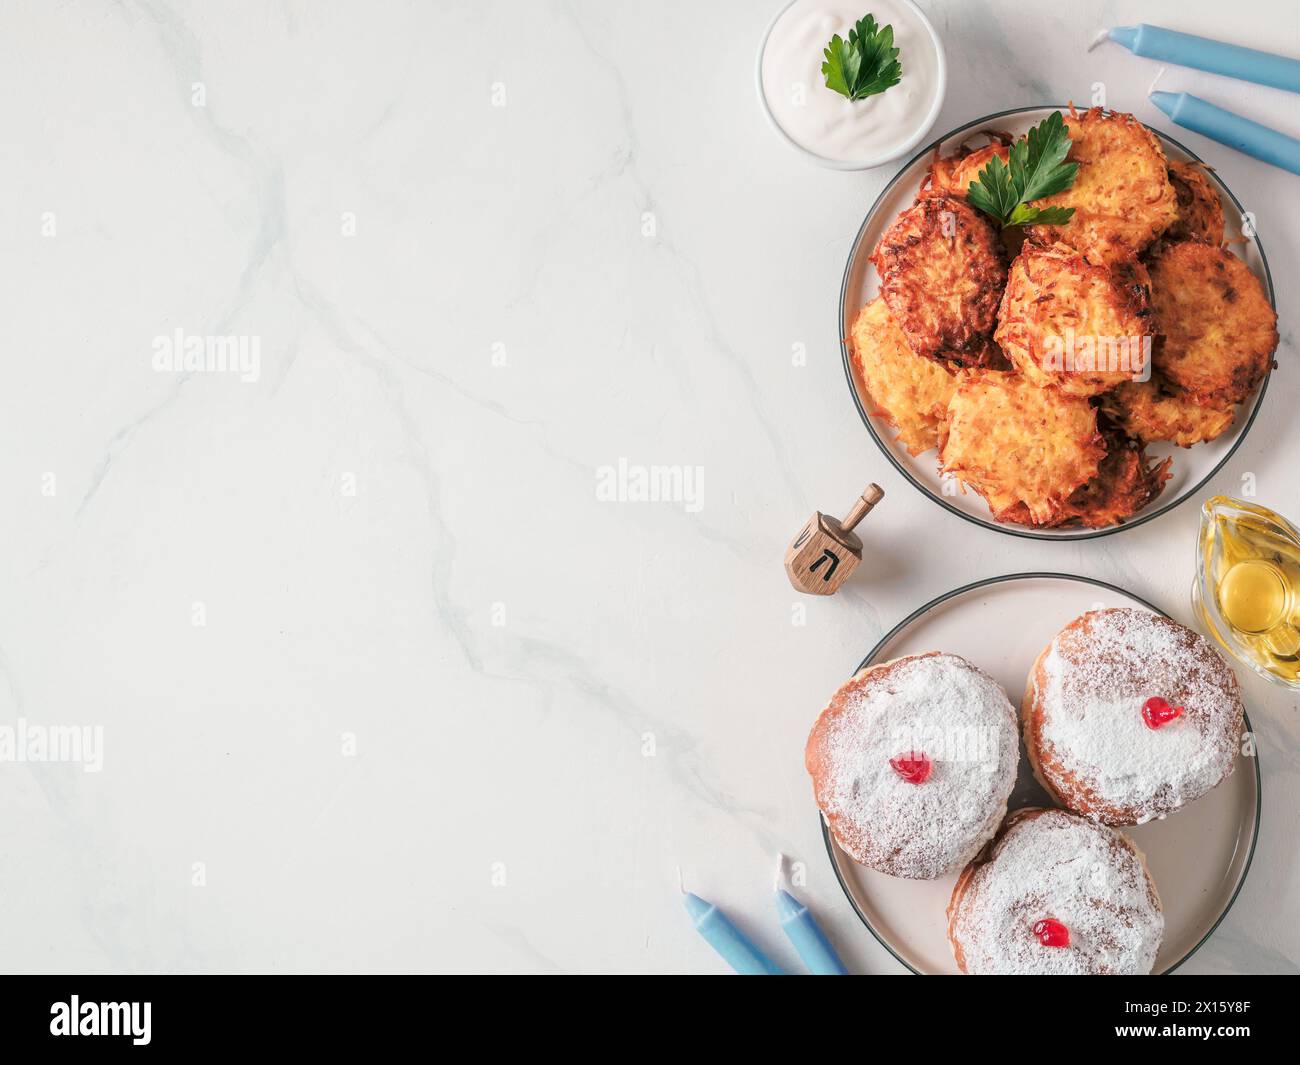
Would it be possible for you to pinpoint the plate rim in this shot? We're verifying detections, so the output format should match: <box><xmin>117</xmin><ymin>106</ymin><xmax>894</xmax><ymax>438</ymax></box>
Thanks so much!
<box><xmin>819</xmin><ymin>570</ymin><xmax>1264</xmax><ymax>975</ymax></box>
<box><xmin>839</xmin><ymin>104</ymin><xmax>1277</xmax><ymax>541</ymax></box>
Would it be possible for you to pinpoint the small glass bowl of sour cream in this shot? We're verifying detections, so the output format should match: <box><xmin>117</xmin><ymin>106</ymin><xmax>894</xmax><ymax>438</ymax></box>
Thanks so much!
<box><xmin>757</xmin><ymin>0</ymin><xmax>947</xmax><ymax>170</ymax></box>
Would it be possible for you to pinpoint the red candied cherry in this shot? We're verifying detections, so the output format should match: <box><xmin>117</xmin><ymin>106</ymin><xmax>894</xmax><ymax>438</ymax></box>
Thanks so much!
<box><xmin>1142</xmin><ymin>696</ymin><xmax>1184</xmax><ymax>730</ymax></box>
<box><xmin>1033</xmin><ymin>918</ymin><xmax>1070</xmax><ymax>948</ymax></box>
<box><xmin>889</xmin><ymin>751</ymin><xmax>932</xmax><ymax>784</ymax></box>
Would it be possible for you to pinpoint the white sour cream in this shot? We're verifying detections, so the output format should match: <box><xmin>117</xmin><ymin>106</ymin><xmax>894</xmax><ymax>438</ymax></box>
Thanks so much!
<box><xmin>759</xmin><ymin>0</ymin><xmax>945</xmax><ymax>168</ymax></box>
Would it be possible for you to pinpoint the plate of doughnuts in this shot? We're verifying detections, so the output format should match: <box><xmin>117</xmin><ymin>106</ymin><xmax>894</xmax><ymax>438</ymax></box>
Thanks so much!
<box><xmin>841</xmin><ymin>105</ymin><xmax>1278</xmax><ymax>539</ymax></box>
<box><xmin>808</xmin><ymin>572</ymin><xmax>1260</xmax><ymax>975</ymax></box>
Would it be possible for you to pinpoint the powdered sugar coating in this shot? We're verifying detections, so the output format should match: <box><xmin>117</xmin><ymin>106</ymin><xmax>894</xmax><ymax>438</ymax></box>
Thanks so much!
<box><xmin>806</xmin><ymin>653</ymin><xmax>1019</xmax><ymax>879</ymax></box>
<box><xmin>1026</xmin><ymin>608</ymin><xmax>1243</xmax><ymax>825</ymax></box>
<box><xmin>948</xmin><ymin>808</ymin><xmax>1163</xmax><ymax>974</ymax></box>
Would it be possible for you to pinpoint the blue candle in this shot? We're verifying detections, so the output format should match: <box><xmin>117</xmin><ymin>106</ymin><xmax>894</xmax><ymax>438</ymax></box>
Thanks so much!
<box><xmin>1108</xmin><ymin>24</ymin><xmax>1300</xmax><ymax>95</ymax></box>
<box><xmin>682</xmin><ymin>891</ymin><xmax>784</xmax><ymax>975</ymax></box>
<box><xmin>1151</xmin><ymin>91</ymin><xmax>1300</xmax><ymax>176</ymax></box>
<box><xmin>775</xmin><ymin>888</ymin><xmax>848</xmax><ymax>975</ymax></box>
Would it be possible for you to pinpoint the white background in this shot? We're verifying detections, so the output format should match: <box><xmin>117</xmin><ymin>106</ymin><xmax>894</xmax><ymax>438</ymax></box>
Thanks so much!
<box><xmin>1</xmin><ymin>0</ymin><xmax>1296</xmax><ymax>974</ymax></box>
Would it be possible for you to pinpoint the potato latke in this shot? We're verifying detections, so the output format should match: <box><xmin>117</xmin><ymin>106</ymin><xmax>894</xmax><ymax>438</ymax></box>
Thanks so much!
<box><xmin>920</xmin><ymin>136</ymin><xmax>1012</xmax><ymax>201</ymax></box>
<box><xmin>939</xmin><ymin>372</ymin><xmax>1104</xmax><ymax>526</ymax></box>
<box><xmin>1150</xmin><ymin>242</ymin><xmax>1277</xmax><ymax>406</ymax></box>
<box><xmin>1100</xmin><ymin>378</ymin><xmax>1236</xmax><ymax>448</ymax></box>
<box><xmin>1164</xmin><ymin>161</ymin><xmax>1224</xmax><ymax>246</ymax></box>
<box><xmin>1055</xmin><ymin>431</ymin><xmax>1171</xmax><ymax>528</ymax></box>
<box><xmin>995</xmin><ymin>242</ymin><xmax>1154</xmax><ymax>398</ymax></box>
<box><xmin>871</xmin><ymin>196</ymin><xmax>1007</xmax><ymax>368</ymax></box>
<box><xmin>849</xmin><ymin>298</ymin><xmax>957</xmax><ymax>455</ymax></box>
<box><xmin>1025</xmin><ymin>108</ymin><xmax>1177</xmax><ymax>264</ymax></box>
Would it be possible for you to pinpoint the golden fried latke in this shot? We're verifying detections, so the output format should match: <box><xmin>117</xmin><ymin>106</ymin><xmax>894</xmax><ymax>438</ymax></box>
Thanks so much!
<box><xmin>1054</xmin><ymin>432</ymin><xmax>1171</xmax><ymax>528</ymax></box>
<box><xmin>920</xmin><ymin>136</ymin><xmax>1012</xmax><ymax>200</ymax></box>
<box><xmin>1150</xmin><ymin>242</ymin><xmax>1277</xmax><ymax>406</ymax></box>
<box><xmin>939</xmin><ymin>372</ymin><xmax>1104</xmax><ymax>526</ymax></box>
<box><xmin>849</xmin><ymin>298</ymin><xmax>957</xmax><ymax>456</ymax></box>
<box><xmin>1165</xmin><ymin>161</ymin><xmax>1225</xmax><ymax>245</ymax></box>
<box><xmin>1025</xmin><ymin>108</ymin><xmax>1177</xmax><ymax>264</ymax></box>
<box><xmin>871</xmin><ymin>196</ymin><xmax>1007</xmax><ymax>369</ymax></box>
<box><xmin>1100</xmin><ymin>378</ymin><xmax>1236</xmax><ymax>448</ymax></box>
<box><xmin>995</xmin><ymin>242</ymin><xmax>1154</xmax><ymax>397</ymax></box>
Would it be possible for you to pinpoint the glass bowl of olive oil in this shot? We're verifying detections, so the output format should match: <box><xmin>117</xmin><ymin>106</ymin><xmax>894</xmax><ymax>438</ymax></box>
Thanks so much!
<box><xmin>1194</xmin><ymin>496</ymin><xmax>1300</xmax><ymax>688</ymax></box>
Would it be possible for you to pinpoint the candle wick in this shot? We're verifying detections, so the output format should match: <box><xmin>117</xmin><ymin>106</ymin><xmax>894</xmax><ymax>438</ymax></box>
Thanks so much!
<box><xmin>1087</xmin><ymin>28</ymin><xmax>1110</xmax><ymax>53</ymax></box>
<box><xmin>1148</xmin><ymin>67</ymin><xmax>1167</xmax><ymax>97</ymax></box>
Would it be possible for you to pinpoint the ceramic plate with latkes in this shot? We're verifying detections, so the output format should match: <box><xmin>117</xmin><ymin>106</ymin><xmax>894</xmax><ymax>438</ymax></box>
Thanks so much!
<box><xmin>841</xmin><ymin>106</ymin><xmax>1275</xmax><ymax>540</ymax></box>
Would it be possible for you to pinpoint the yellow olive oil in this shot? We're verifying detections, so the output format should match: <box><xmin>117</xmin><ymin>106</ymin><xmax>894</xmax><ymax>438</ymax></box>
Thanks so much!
<box><xmin>1196</xmin><ymin>497</ymin><xmax>1300</xmax><ymax>686</ymax></box>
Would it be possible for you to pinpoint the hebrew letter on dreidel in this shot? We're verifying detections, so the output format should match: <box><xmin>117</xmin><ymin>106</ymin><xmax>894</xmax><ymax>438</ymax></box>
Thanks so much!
<box><xmin>784</xmin><ymin>484</ymin><xmax>883</xmax><ymax>596</ymax></box>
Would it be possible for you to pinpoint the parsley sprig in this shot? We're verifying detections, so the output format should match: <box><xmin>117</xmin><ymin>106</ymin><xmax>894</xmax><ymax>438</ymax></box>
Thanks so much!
<box><xmin>821</xmin><ymin>14</ymin><xmax>902</xmax><ymax>102</ymax></box>
<box><xmin>966</xmin><ymin>112</ymin><xmax>1079</xmax><ymax>228</ymax></box>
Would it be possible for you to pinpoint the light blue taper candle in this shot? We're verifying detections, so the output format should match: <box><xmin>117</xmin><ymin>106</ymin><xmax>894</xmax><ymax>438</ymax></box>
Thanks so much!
<box><xmin>682</xmin><ymin>889</ymin><xmax>784</xmax><ymax>975</ymax></box>
<box><xmin>775</xmin><ymin>887</ymin><xmax>848</xmax><ymax>975</ymax></box>
<box><xmin>1151</xmin><ymin>91</ymin><xmax>1300</xmax><ymax>176</ymax></box>
<box><xmin>1106</xmin><ymin>24</ymin><xmax>1300</xmax><ymax>95</ymax></box>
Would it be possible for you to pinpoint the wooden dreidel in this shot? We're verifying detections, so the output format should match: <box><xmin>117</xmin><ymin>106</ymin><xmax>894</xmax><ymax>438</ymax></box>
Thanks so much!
<box><xmin>784</xmin><ymin>484</ymin><xmax>884</xmax><ymax>595</ymax></box>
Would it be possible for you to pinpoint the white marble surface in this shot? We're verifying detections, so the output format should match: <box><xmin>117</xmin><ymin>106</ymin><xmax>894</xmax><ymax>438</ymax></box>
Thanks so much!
<box><xmin>2</xmin><ymin>0</ymin><xmax>1297</xmax><ymax>974</ymax></box>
